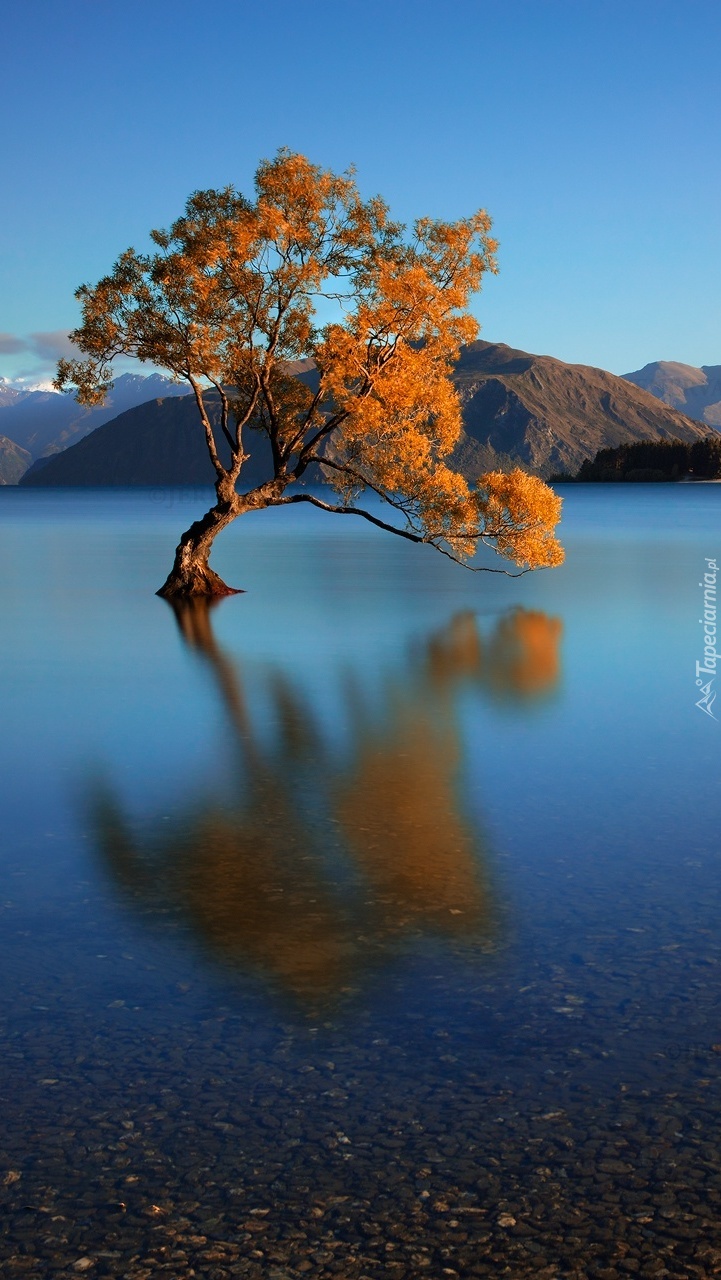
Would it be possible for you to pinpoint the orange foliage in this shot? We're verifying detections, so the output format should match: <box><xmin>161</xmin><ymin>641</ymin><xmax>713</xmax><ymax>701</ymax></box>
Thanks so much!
<box><xmin>475</xmin><ymin>471</ymin><xmax>564</xmax><ymax>569</ymax></box>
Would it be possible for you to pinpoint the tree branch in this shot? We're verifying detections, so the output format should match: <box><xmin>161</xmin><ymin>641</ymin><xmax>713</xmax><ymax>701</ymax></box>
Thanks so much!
<box><xmin>311</xmin><ymin>455</ymin><xmax>418</xmax><ymax>515</ymax></box>
<box><xmin>281</xmin><ymin>383</ymin><xmax>326</xmax><ymax>460</ymax></box>
<box><xmin>277</xmin><ymin>492</ymin><xmax>529</xmax><ymax>575</ymax></box>
<box><xmin>292</xmin><ymin>409</ymin><xmax>351</xmax><ymax>479</ymax></box>
<box><xmin>188</xmin><ymin>376</ymin><xmax>226</xmax><ymax>480</ymax></box>
<box><xmin>207</xmin><ymin>378</ymin><xmax>236</xmax><ymax>454</ymax></box>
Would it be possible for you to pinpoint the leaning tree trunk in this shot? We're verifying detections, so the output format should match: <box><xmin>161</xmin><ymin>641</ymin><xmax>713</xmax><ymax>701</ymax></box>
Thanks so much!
<box><xmin>157</xmin><ymin>497</ymin><xmax>243</xmax><ymax>599</ymax></box>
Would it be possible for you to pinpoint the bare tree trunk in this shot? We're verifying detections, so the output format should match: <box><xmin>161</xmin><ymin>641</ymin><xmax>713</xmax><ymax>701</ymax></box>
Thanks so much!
<box><xmin>157</xmin><ymin>495</ymin><xmax>243</xmax><ymax>599</ymax></box>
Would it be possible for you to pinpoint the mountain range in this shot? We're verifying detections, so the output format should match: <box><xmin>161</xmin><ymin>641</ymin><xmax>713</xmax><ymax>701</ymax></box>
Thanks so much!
<box><xmin>622</xmin><ymin>361</ymin><xmax>721</xmax><ymax>427</ymax></box>
<box><xmin>20</xmin><ymin>392</ymin><xmax>274</xmax><ymax>488</ymax></box>
<box><xmin>0</xmin><ymin>373</ymin><xmax>190</xmax><ymax>480</ymax></box>
<box><xmin>8</xmin><ymin>344</ymin><xmax>719</xmax><ymax>489</ymax></box>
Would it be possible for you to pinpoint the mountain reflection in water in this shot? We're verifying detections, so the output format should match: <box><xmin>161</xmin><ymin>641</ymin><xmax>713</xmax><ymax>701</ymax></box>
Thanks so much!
<box><xmin>90</xmin><ymin>603</ymin><xmax>562</xmax><ymax>1006</ymax></box>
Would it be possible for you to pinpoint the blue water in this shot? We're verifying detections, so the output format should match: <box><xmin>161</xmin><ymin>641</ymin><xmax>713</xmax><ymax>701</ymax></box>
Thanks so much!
<box><xmin>1</xmin><ymin>484</ymin><xmax>720</xmax><ymax>1278</ymax></box>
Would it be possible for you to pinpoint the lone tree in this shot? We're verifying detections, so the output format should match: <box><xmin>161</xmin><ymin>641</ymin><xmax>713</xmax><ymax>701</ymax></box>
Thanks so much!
<box><xmin>56</xmin><ymin>150</ymin><xmax>563</xmax><ymax>598</ymax></box>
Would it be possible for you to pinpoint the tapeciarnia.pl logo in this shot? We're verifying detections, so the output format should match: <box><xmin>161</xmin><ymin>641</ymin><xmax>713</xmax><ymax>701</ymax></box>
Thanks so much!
<box><xmin>696</xmin><ymin>557</ymin><xmax>719</xmax><ymax>719</ymax></box>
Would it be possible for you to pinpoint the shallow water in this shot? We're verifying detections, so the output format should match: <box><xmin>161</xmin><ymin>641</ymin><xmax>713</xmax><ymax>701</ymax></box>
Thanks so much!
<box><xmin>1</xmin><ymin>484</ymin><xmax>720</xmax><ymax>1279</ymax></box>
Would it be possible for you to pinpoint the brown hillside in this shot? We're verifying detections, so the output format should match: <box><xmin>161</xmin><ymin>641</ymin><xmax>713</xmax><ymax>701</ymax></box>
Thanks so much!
<box><xmin>623</xmin><ymin>359</ymin><xmax>721</xmax><ymax>428</ymax></box>
<box><xmin>0</xmin><ymin>436</ymin><xmax>32</xmax><ymax>485</ymax></box>
<box><xmin>451</xmin><ymin>342</ymin><xmax>713</xmax><ymax>478</ymax></box>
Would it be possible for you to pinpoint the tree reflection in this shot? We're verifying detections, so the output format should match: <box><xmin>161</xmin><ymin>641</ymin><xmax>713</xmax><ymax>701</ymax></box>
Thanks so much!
<box><xmin>91</xmin><ymin>603</ymin><xmax>562</xmax><ymax>1007</ymax></box>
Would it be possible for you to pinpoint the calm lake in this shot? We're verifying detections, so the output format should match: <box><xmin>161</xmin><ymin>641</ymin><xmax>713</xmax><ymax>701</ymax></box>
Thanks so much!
<box><xmin>1</xmin><ymin>484</ymin><xmax>720</xmax><ymax>1279</ymax></box>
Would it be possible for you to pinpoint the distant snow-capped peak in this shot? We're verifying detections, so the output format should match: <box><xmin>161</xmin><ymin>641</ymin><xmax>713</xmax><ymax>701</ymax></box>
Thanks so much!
<box><xmin>20</xmin><ymin>378</ymin><xmax>61</xmax><ymax>394</ymax></box>
<box><xmin>0</xmin><ymin>376</ymin><xmax>61</xmax><ymax>394</ymax></box>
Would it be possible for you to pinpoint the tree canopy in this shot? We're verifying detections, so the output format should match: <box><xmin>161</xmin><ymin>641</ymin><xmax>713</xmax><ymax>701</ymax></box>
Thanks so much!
<box><xmin>568</xmin><ymin>437</ymin><xmax>721</xmax><ymax>482</ymax></box>
<box><xmin>56</xmin><ymin>150</ymin><xmax>563</xmax><ymax>597</ymax></box>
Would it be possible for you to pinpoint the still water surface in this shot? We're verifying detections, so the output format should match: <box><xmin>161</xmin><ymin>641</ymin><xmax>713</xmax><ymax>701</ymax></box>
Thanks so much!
<box><xmin>0</xmin><ymin>485</ymin><xmax>720</xmax><ymax>1278</ymax></box>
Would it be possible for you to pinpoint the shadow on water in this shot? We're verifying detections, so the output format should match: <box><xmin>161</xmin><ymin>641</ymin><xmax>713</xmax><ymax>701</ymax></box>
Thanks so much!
<box><xmin>89</xmin><ymin>601</ymin><xmax>563</xmax><ymax>1009</ymax></box>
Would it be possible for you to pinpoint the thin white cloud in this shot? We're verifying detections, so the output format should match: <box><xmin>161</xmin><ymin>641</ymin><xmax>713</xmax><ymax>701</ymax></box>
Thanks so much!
<box><xmin>28</xmin><ymin>330</ymin><xmax>80</xmax><ymax>361</ymax></box>
<box><xmin>0</xmin><ymin>333</ymin><xmax>27</xmax><ymax>355</ymax></box>
<box><xmin>0</xmin><ymin>331</ymin><xmax>159</xmax><ymax>385</ymax></box>
<box><xmin>0</xmin><ymin>330</ymin><xmax>83</xmax><ymax>385</ymax></box>
<box><xmin>0</xmin><ymin>330</ymin><xmax>79</xmax><ymax>360</ymax></box>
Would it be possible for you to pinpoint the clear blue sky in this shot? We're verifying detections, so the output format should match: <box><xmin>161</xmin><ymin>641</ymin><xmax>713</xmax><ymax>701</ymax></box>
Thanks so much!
<box><xmin>2</xmin><ymin>0</ymin><xmax>719</xmax><ymax>384</ymax></box>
